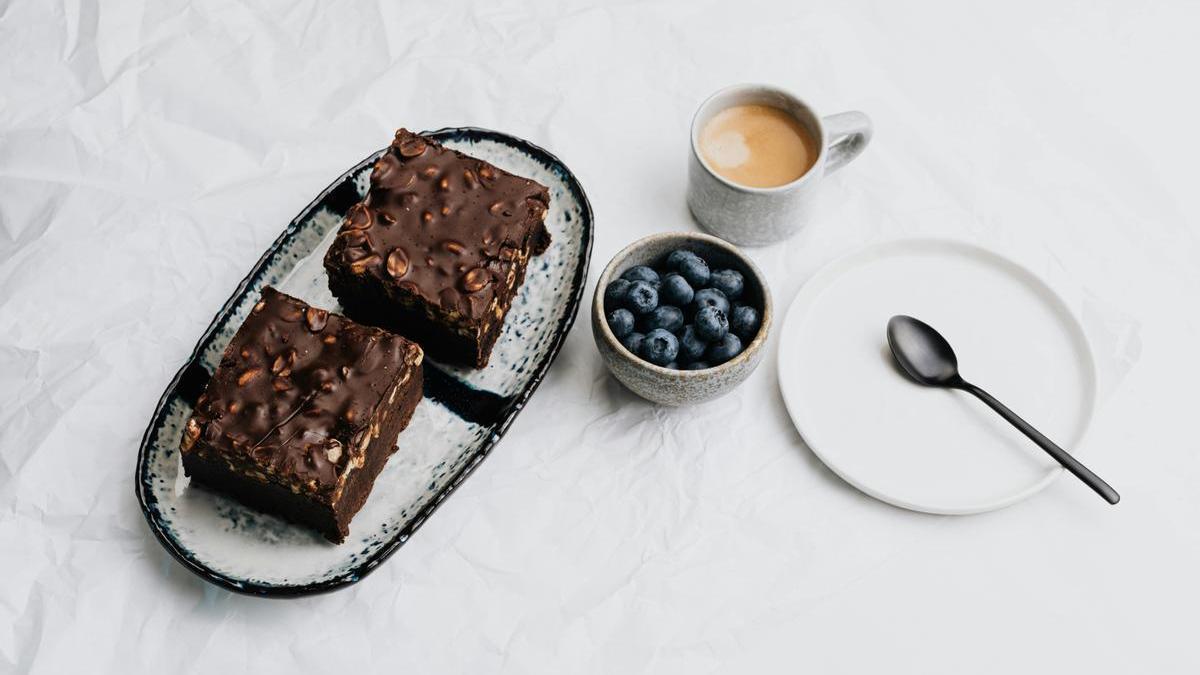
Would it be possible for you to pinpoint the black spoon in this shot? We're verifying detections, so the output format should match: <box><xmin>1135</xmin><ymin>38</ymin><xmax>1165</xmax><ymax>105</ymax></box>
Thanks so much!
<box><xmin>886</xmin><ymin>315</ymin><xmax>1119</xmax><ymax>505</ymax></box>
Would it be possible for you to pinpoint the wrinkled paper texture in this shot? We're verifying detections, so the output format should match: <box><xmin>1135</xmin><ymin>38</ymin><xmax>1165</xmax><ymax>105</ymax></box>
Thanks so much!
<box><xmin>2</xmin><ymin>0</ymin><xmax>1198</xmax><ymax>673</ymax></box>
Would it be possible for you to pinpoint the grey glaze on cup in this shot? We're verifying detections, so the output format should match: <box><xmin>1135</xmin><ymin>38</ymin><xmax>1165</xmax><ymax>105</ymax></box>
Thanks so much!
<box><xmin>687</xmin><ymin>83</ymin><xmax>873</xmax><ymax>246</ymax></box>
<box><xmin>592</xmin><ymin>232</ymin><xmax>772</xmax><ymax>406</ymax></box>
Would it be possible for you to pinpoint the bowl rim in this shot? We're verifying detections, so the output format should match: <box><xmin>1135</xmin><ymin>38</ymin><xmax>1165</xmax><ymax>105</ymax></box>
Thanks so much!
<box><xmin>593</xmin><ymin>230</ymin><xmax>773</xmax><ymax>377</ymax></box>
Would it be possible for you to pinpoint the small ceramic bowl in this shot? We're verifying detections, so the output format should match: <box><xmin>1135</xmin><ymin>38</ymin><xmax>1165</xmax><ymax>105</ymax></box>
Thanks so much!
<box><xmin>592</xmin><ymin>231</ymin><xmax>772</xmax><ymax>406</ymax></box>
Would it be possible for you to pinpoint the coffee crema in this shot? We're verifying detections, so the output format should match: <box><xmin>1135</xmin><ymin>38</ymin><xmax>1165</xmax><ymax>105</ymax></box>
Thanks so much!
<box><xmin>698</xmin><ymin>104</ymin><xmax>818</xmax><ymax>188</ymax></box>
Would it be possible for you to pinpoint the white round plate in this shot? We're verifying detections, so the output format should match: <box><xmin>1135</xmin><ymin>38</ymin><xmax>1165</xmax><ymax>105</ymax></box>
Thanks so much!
<box><xmin>778</xmin><ymin>239</ymin><xmax>1097</xmax><ymax>514</ymax></box>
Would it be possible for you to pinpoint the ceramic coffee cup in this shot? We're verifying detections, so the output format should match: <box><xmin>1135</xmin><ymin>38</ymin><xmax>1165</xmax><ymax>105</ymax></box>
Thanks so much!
<box><xmin>687</xmin><ymin>84</ymin><xmax>872</xmax><ymax>245</ymax></box>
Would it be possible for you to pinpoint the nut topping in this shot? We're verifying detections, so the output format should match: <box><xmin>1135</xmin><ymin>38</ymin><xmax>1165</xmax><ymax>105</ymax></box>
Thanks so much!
<box><xmin>397</xmin><ymin>135</ymin><xmax>427</xmax><ymax>157</ymax></box>
<box><xmin>349</xmin><ymin>254</ymin><xmax>381</xmax><ymax>275</ymax></box>
<box><xmin>279</xmin><ymin>304</ymin><xmax>304</xmax><ymax>322</ymax></box>
<box><xmin>237</xmin><ymin>368</ymin><xmax>262</xmax><ymax>386</ymax></box>
<box><xmin>304</xmin><ymin>308</ymin><xmax>328</xmax><ymax>333</ymax></box>
<box><xmin>527</xmin><ymin>198</ymin><xmax>548</xmax><ymax>219</ymax></box>
<box><xmin>346</xmin><ymin>203</ymin><xmax>372</xmax><ymax>230</ymax></box>
<box><xmin>386</xmin><ymin>249</ymin><xmax>409</xmax><ymax>279</ymax></box>
<box><xmin>342</xmin><ymin>229</ymin><xmax>369</xmax><ymax>247</ymax></box>
<box><xmin>370</xmin><ymin>160</ymin><xmax>387</xmax><ymax>181</ymax></box>
<box><xmin>343</xmin><ymin>245</ymin><xmax>370</xmax><ymax>263</ymax></box>
<box><xmin>443</xmin><ymin>240</ymin><xmax>465</xmax><ymax>255</ymax></box>
<box><xmin>462</xmin><ymin>267</ymin><xmax>490</xmax><ymax>293</ymax></box>
<box><xmin>325</xmin><ymin>440</ymin><xmax>343</xmax><ymax>464</ymax></box>
<box><xmin>182</xmin><ymin>418</ymin><xmax>201</xmax><ymax>451</ymax></box>
<box><xmin>387</xmin><ymin>172</ymin><xmax>415</xmax><ymax>190</ymax></box>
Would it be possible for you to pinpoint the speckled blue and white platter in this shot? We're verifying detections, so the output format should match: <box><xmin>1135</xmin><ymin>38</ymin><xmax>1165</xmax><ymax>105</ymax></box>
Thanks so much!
<box><xmin>135</xmin><ymin>128</ymin><xmax>592</xmax><ymax>596</ymax></box>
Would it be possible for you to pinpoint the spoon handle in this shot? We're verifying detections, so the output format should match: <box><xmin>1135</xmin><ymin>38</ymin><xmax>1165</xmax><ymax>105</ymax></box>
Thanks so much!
<box><xmin>958</xmin><ymin>382</ymin><xmax>1120</xmax><ymax>504</ymax></box>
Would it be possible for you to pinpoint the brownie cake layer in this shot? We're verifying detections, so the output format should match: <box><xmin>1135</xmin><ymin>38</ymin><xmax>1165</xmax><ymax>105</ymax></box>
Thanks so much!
<box><xmin>179</xmin><ymin>287</ymin><xmax>424</xmax><ymax>543</ymax></box>
<box><xmin>324</xmin><ymin>128</ymin><xmax>550</xmax><ymax>368</ymax></box>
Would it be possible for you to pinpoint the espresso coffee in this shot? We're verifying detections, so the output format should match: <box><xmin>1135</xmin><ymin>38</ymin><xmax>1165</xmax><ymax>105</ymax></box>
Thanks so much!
<box><xmin>699</xmin><ymin>104</ymin><xmax>818</xmax><ymax>188</ymax></box>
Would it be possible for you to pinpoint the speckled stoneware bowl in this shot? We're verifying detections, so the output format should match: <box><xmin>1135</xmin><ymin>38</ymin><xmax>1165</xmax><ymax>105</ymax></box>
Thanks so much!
<box><xmin>136</xmin><ymin>128</ymin><xmax>592</xmax><ymax>596</ymax></box>
<box><xmin>592</xmin><ymin>232</ymin><xmax>772</xmax><ymax>406</ymax></box>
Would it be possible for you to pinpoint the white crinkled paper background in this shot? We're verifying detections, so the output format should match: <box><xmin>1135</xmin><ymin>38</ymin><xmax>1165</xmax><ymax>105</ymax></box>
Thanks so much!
<box><xmin>2</xmin><ymin>1</ymin><xmax>1199</xmax><ymax>673</ymax></box>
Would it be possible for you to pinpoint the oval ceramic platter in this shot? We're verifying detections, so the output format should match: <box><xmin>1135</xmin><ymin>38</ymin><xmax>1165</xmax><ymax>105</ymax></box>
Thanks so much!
<box><xmin>136</xmin><ymin>128</ymin><xmax>592</xmax><ymax>596</ymax></box>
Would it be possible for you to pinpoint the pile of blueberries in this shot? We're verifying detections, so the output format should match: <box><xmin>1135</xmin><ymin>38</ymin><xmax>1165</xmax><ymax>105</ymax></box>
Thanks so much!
<box><xmin>604</xmin><ymin>249</ymin><xmax>762</xmax><ymax>370</ymax></box>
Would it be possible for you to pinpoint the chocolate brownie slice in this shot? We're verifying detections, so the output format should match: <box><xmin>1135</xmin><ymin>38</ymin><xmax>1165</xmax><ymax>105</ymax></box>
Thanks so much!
<box><xmin>323</xmin><ymin>129</ymin><xmax>551</xmax><ymax>368</ymax></box>
<box><xmin>179</xmin><ymin>287</ymin><xmax>424</xmax><ymax>543</ymax></box>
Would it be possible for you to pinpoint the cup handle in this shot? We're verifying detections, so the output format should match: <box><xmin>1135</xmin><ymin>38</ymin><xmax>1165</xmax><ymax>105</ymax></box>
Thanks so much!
<box><xmin>821</xmin><ymin>111</ymin><xmax>873</xmax><ymax>175</ymax></box>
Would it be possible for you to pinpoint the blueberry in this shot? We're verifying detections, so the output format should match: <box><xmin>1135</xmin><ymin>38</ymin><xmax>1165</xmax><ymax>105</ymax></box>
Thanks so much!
<box><xmin>708</xmin><ymin>269</ymin><xmax>745</xmax><ymax>301</ymax></box>
<box><xmin>640</xmin><ymin>328</ymin><xmax>679</xmax><ymax>366</ymax></box>
<box><xmin>692</xmin><ymin>288</ymin><xmax>729</xmax><ymax>315</ymax></box>
<box><xmin>683</xmin><ymin>361</ymin><xmax>710</xmax><ymax>370</ymax></box>
<box><xmin>625</xmin><ymin>281</ymin><xmax>658</xmax><ymax>315</ymax></box>
<box><xmin>706</xmin><ymin>333</ymin><xmax>743</xmax><ymax>364</ymax></box>
<box><xmin>678</xmin><ymin>325</ymin><xmax>707</xmax><ymax>362</ymax></box>
<box><xmin>621</xmin><ymin>265</ymin><xmax>659</xmax><ymax>286</ymax></box>
<box><xmin>675</xmin><ymin>255</ymin><xmax>710</xmax><ymax>288</ymax></box>
<box><xmin>729</xmin><ymin>304</ymin><xmax>761</xmax><ymax>340</ymax></box>
<box><xmin>604</xmin><ymin>279</ymin><xmax>631</xmax><ymax>310</ymax></box>
<box><xmin>606</xmin><ymin>308</ymin><xmax>635</xmax><ymax>338</ymax></box>
<box><xmin>665</xmin><ymin>249</ymin><xmax>703</xmax><ymax>272</ymax></box>
<box><xmin>664</xmin><ymin>361</ymin><xmax>679</xmax><ymax>370</ymax></box>
<box><xmin>694</xmin><ymin>306</ymin><xmax>728</xmax><ymax>341</ymax></box>
<box><xmin>659</xmin><ymin>273</ymin><xmax>694</xmax><ymax>308</ymax></box>
<box><xmin>620</xmin><ymin>331</ymin><xmax>645</xmax><ymax>355</ymax></box>
<box><xmin>641</xmin><ymin>305</ymin><xmax>684</xmax><ymax>334</ymax></box>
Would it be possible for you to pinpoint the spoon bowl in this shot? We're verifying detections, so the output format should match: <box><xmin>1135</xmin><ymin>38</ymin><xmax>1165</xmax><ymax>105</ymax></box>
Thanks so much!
<box><xmin>887</xmin><ymin>315</ymin><xmax>961</xmax><ymax>386</ymax></box>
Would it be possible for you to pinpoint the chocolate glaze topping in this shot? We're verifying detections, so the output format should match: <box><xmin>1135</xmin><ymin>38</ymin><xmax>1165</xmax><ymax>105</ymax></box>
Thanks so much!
<box><xmin>326</xmin><ymin>129</ymin><xmax>550</xmax><ymax>322</ymax></box>
<box><xmin>182</xmin><ymin>288</ymin><xmax>422</xmax><ymax>493</ymax></box>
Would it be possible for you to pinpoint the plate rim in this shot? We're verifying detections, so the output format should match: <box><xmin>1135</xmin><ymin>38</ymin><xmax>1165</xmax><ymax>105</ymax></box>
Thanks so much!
<box><xmin>776</xmin><ymin>237</ymin><xmax>1098</xmax><ymax>515</ymax></box>
<box><xmin>134</xmin><ymin>127</ymin><xmax>594</xmax><ymax>596</ymax></box>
